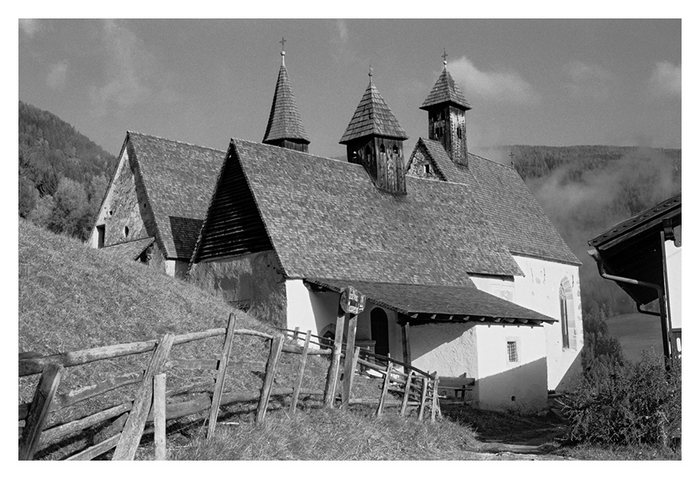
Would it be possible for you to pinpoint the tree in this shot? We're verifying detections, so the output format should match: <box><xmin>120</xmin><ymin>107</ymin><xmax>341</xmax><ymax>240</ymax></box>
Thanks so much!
<box><xmin>52</xmin><ymin>177</ymin><xmax>91</xmax><ymax>238</ymax></box>
<box><xmin>28</xmin><ymin>195</ymin><xmax>56</xmax><ymax>229</ymax></box>
<box><xmin>19</xmin><ymin>176</ymin><xmax>38</xmax><ymax>218</ymax></box>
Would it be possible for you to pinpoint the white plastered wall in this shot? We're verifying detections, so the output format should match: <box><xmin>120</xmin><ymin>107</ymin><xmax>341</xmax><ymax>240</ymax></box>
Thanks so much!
<box><xmin>285</xmin><ymin>280</ymin><xmax>401</xmax><ymax>355</ymax></box>
<box><xmin>511</xmin><ymin>255</ymin><xmax>583</xmax><ymax>391</ymax></box>
<box><xmin>474</xmin><ymin>323</ymin><xmax>548</xmax><ymax>413</ymax></box>
<box><xmin>664</xmin><ymin>240</ymin><xmax>681</xmax><ymax>330</ymax></box>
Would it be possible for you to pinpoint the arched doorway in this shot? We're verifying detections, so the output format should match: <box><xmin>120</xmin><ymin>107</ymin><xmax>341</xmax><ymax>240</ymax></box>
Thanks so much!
<box><xmin>371</xmin><ymin>308</ymin><xmax>389</xmax><ymax>358</ymax></box>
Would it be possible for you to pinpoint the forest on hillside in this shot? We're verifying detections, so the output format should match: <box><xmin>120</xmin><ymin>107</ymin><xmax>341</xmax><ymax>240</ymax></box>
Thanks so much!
<box><xmin>497</xmin><ymin>145</ymin><xmax>682</xmax><ymax>317</ymax></box>
<box><xmin>18</xmin><ymin>101</ymin><xmax>118</xmax><ymax>240</ymax></box>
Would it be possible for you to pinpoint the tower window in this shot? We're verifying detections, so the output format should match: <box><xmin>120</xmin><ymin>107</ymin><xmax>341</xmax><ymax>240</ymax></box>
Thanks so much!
<box><xmin>123</xmin><ymin>226</ymin><xmax>130</xmax><ymax>238</ymax></box>
<box><xmin>424</xmin><ymin>163</ymin><xmax>431</xmax><ymax>175</ymax></box>
<box><xmin>457</xmin><ymin>127</ymin><xmax>462</xmax><ymax>139</ymax></box>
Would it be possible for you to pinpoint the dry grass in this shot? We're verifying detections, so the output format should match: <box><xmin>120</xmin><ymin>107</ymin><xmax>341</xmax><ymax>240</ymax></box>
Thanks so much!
<box><xmin>18</xmin><ymin>220</ymin><xmax>331</xmax><ymax>459</ymax></box>
<box><xmin>169</xmin><ymin>407</ymin><xmax>482</xmax><ymax>460</ymax></box>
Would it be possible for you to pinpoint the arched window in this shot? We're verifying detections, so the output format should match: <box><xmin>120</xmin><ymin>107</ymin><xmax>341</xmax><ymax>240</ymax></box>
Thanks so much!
<box><xmin>559</xmin><ymin>279</ymin><xmax>574</xmax><ymax>349</ymax></box>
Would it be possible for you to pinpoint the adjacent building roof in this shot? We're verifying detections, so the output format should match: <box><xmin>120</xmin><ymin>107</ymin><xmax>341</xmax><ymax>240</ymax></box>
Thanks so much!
<box><xmin>339</xmin><ymin>77</ymin><xmax>408</xmax><ymax>144</ymax></box>
<box><xmin>588</xmin><ymin>194</ymin><xmax>681</xmax><ymax>305</ymax></box>
<box><xmin>193</xmin><ymin>138</ymin><xmax>523</xmax><ymax>286</ymax></box>
<box><xmin>307</xmin><ymin>279</ymin><xmax>555</xmax><ymax>324</ymax></box>
<box><xmin>262</xmin><ymin>62</ymin><xmax>310</xmax><ymax>144</ymax></box>
<box><xmin>127</xmin><ymin>132</ymin><xmax>226</xmax><ymax>260</ymax></box>
<box><xmin>101</xmin><ymin>237</ymin><xmax>155</xmax><ymax>262</ymax></box>
<box><xmin>420</xmin><ymin>67</ymin><xmax>471</xmax><ymax>111</ymax></box>
<box><xmin>412</xmin><ymin>138</ymin><xmax>581</xmax><ymax>265</ymax></box>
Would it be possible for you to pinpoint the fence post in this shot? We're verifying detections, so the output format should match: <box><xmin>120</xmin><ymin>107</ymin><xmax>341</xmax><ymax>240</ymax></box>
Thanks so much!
<box><xmin>207</xmin><ymin>313</ymin><xmax>237</xmax><ymax>439</ymax></box>
<box><xmin>341</xmin><ymin>347</ymin><xmax>361</xmax><ymax>408</ymax></box>
<box><xmin>418</xmin><ymin>374</ymin><xmax>429</xmax><ymax>421</ymax></box>
<box><xmin>290</xmin><ymin>330</ymin><xmax>311</xmax><ymax>415</ymax></box>
<box><xmin>400</xmin><ymin>370</ymin><xmax>414</xmax><ymax>417</ymax></box>
<box><xmin>256</xmin><ymin>335</ymin><xmax>284</xmax><ymax>423</ymax></box>
<box><xmin>19</xmin><ymin>363</ymin><xmax>63</xmax><ymax>460</ymax></box>
<box><xmin>324</xmin><ymin>311</ymin><xmax>345</xmax><ymax>407</ymax></box>
<box><xmin>341</xmin><ymin>313</ymin><xmax>358</xmax><ymax>406</ymax></box>
<box><xmin>153</xmin><ymin>373</ymin><xmax>167</xmax><ymax>460</ymax></box>
<box><xmin>113</xmin><ymin>333</ymin><xmax>174</xmax><ymax>460</ymax></box>
<box><xmin>376</xmin><ymin>358</ymin><xmax>393</xmax><ymax>417</ymax></box>
<box><xmin>430</xmin><ymin>374</ymin><xmax>440</xmax><ymax>423</ymax></box>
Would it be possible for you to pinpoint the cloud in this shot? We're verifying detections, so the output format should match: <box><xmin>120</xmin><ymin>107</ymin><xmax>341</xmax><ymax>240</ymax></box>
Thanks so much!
<box><xmin>46</xmin><ymin>62</ymin><xmax>68</xmax><ymax>90</ymax></box>
<box><xmin>19</xmin><ymin>19</ymin><xmax>41</xmax><ymax>37</ymax></box>
<box><xmin>448</xmin><ymin>56</ymin><xmax>539</xmax><ymax>104</ymax></box>
<box><xmin>336</xmin><ymin>20</ymin><xmax>348</xmax><ymax>44</ymax></box>
<box><xmin>649</xmin><ymin>61</ymin><xmax>680</xmax><ymax>98</ymax></box>
<box><xmin>88</xmin><ymin>20</ymin><xmax>153</xmax><ymax>115</ymax></box>
<box><xmin>563</xmin><ymin>61</ymin><xmax>614</xmax><ymax>100</ymax></box>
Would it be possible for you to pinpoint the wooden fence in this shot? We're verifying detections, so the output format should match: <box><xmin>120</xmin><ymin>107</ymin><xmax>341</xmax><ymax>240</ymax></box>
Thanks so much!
<box><xmin>18</xmin><ymin>314</ymin><xmax>440</xmax><ymax>461</ymax></box>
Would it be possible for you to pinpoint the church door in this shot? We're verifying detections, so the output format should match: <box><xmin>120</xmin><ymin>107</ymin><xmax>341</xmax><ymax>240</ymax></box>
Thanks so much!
<box><xmin>371</xmin><ymin>308</ymin><xmax>390</xmax><ymax>359</ymax></box>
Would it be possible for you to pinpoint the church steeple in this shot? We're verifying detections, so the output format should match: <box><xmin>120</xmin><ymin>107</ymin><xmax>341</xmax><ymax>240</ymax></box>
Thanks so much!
<box><xmin>340</xmin><ymin>67</ymin><xmax>409</xmax><ymax>195</ymax></box>
<box><xmin>262</xmin><ymin>39</ymin><xmax>310</xmax><ymax>152</ymax></box>
<box><xmin>420</xmin><ymin>50</ymin><xmax>470</xmax><ymax>166</ymax></box>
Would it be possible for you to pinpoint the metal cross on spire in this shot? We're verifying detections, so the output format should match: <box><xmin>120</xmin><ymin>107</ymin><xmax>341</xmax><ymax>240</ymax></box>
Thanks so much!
<box><xmin>442</xmin><ymin>48</ymin><xmax>448</xmax><ymax>67</ymax></box>
<box><xmin>280</xmin><ymin>37</ymin><xmax>286</xmax><ymax>66</ymax></box>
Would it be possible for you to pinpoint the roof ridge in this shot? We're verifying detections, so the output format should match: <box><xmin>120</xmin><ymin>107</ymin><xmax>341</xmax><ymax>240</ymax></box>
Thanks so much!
<box><xmin>127</xmin><ymin>130</ymin><xmax>226</xmax><ymax>154</ymax></box>
<box><xmin>231</xmin><ymin>137</ymin><xmax>357</xmax><ymax>166</ymax></box>
<box><xmin>467</xmin><ymin>151</ymin><xmax>516</xmax><ymax>170</ymax></box>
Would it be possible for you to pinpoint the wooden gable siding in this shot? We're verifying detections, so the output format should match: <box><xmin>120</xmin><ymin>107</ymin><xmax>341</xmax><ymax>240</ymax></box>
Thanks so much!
<box><xmin>193</xmin><ymin>150</ymin><xmax>273</xmax><ymax>263</ymax></box>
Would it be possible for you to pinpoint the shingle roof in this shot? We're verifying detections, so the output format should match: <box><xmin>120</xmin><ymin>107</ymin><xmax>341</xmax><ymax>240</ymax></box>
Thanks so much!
<box><xmin>101</xmin><ymin>237</ymin><xmax>155</xmax><ymax>262</ymax></box>
<box><xmin>127</xmin><ymin>132</ymin><xmax>226</xmax><ymax>260</ymax></box>
<box><xmin>307</xmin><ymin>279</ymin><xmax>555</xmax><ymax>324</ymax></box>
<box><xmin>262</xmin><ymin>64</ymin><xmax>310</xmax><ymax>144</ymax></box>
<box><xmin>415</xmin><ymin>138</ymin><xmax>581</xmax><ymax>265</ymax></box>
<box><xmin>589</xmin><ymin>194</ymin><xmax>681</xmax><ymax>249</ymax></box>
<box><xmin>195</xmin><ymin>138</ymin><xmax>522</xmax><ymax>285</ymax></box>
<box><xmin>420</xmin><ymin>67</ymin><xmax>471</xmax><ymax>111</ymax></box>
<box><xmin>339</xmin><ymin>78</ymin><xmax>408</xmax><ymax>144</ymax></box>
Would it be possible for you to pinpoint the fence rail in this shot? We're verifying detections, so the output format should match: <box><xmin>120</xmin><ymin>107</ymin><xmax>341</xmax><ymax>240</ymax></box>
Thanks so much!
<box><xmin>19</xmin><ymin>315</ymin><xmax>443</xmax><ymax>461</ymax></box>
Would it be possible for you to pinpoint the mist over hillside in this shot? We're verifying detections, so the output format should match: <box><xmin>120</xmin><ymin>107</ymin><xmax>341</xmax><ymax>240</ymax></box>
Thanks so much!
<box><xmin>490</xmin><ymin>145</ymin><xmax>681</xmax><ymax>316</ymax></box>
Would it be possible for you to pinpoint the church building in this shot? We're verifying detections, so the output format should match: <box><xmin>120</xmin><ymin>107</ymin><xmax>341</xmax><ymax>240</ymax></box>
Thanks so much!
<box><xmin>90</xmin><ymin>46</ymin><xmax>584</xmax><ymax>413</ymax></box>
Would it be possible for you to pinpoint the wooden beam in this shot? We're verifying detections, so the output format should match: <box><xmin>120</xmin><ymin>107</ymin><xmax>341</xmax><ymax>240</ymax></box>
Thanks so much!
<box><xmin>400</xmin><ymin>370</ymin><xmax>414</xmax><ymax>417</ymax></box>
<box><xmin>418</xmin><ymin>375</ymin><xmax>429</xmax><ymax>421</ymax></box>
<box><xmin>66</xmin><ymin>435</ymin><xmax>121</xmax><ymax>461</ymax></box>
<box><xmin>324</xmin><ymin>310</ymin><xmax>345</xmax><ymax>407</ymax></box>
<box><xmin>431</xmin><ymin>374</ymin><xmax>440</xmax><ymax>423</ymax></box>
<box><xmin>376</xmin><ymin>358</ymin><xmax>393</xmax><ymax>417</ymax></box>
<box><xmin>153</xmin><ymin>374</ymin><xmax>167</xmax><ymax>460</ymax></box>
<box><xmin>341</xmin><ymin>347</ymin><xmax>361</xmax><ymax>409</ymax></box>
<box><xmin>207</xmin><ymin>313</ymin><xmax>237</xmax><ymax>439</ymax></box>
<box><xmin>290</xmin><ymin>330</ymin><xmax>311</xmax><ymax>415</ymax></box>
<box><xmin>256</xmin><ymin>335</ymin><xmax>284</xmax><ymax>423</ymax></box>
<box><xmin>401</xmin><ymin>321</ymin><xmax>412</xmax><ymax>367</ymax></box>
<box><xmin>341</xmin><ymin>312</ymin><xmax>358</xmax><ymax>407</ymax></box>
<box><xmin>19</xmin><ymin>364</ymin><xmax>63</xmax><ymax>460</ymax></box>
<box><xmin>113</xmin><ymin>333</ymin><xmax>174</xmax><ymax>460</ymax></box>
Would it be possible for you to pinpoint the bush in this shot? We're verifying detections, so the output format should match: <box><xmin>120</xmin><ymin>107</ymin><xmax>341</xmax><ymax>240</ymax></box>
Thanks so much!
<box><xmin>561</xmin><ymin>352</ymin><xmax>681</xmax><ymax>447</ymax></box>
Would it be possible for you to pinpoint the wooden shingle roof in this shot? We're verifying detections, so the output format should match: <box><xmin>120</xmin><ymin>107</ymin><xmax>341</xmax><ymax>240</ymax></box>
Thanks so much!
<box><xmin>307</xmin><ymin>279</ymin><xmax>555</xmax><ymax>324</ymax></box>
<box><xmin>193</xmin><ymin>139</ymin><xmax>522</xmax><ymax>285</ymax></box>
<box><xmin>263</xmin><ymin>64</ymin><xmax>310</xmax><ymax>144</ymax></box>
<box><xmin>127</xmin><ymin>132</ymin><xmax>226</xmax><ymax>260</ymax></box>
<box><xmin>339</xmin><ymin>78</ymin><xmax>408</xmax><ymax>144</ymax></box>
<box><xmin>420</xmin><ymin>67</ymin><xmax>471</xmax><ymax>111</ymax></box>
<box><xmin>415</xmin><ymin>138</ymin><xmax>581</xmax><ymax>265</ymax></box>
<box><xmin>101</xmin><ymin>237</ymin><xmax>155</xmax><ymax>262</ymax></box>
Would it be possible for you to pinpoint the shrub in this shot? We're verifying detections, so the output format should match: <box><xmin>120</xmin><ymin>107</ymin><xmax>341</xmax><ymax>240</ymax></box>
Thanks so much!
<box><xmin>561</xmin><ymin>351</ymin><xmax>681</xmax><ymax>447</ymax></box>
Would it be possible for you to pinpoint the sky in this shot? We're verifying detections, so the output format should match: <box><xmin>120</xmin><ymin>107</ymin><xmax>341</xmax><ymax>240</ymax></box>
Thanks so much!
<box><xmin>18</xmin><ymin>18</ymin><xmax>681</xmax><ymax>159</ymax></box>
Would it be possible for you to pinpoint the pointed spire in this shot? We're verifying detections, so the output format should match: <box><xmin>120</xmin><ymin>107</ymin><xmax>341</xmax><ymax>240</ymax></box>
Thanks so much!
<box><xmin>420</xmin><ymin>53</ymin><xmax>471</xmax><ymax>111</ymax></box>
<box><xmin>339</xmin><ymin>69</ymin><xmax>408</xmax><ymax>144</ymax></box>
<box><xmin>263</xmin><ymin>40</ymin><xmax>310</xmax><ymax>151</ymax></box>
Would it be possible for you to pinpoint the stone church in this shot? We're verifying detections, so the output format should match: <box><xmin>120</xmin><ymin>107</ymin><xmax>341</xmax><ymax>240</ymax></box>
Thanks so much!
<box><xmin>90</xmin><ymin>47</ymin><xmax>584</xmax><ymax>413</ymax></box>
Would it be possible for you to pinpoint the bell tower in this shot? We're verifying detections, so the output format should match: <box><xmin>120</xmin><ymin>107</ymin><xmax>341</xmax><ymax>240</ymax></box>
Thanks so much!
<box><xmin>339</xmin><ymin>67</ymin><xmax>409</xmax><ymax>195</ymax></box>
<box><xmin>420</xmin><ymin>50</ymin><xmax>471</xmax><ymax>166</ymax></box>
<box><xmin>262</xmin><ymin>38</ymin><xmax>310</xmax><ymax>152</ymax></box>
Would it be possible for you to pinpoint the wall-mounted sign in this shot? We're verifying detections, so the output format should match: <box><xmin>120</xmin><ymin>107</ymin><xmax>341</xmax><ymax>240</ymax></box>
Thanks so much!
<box><xmin>340</xmin><ymin>286</ymin><xmax>366</xmax><ymax>315</ymax></box>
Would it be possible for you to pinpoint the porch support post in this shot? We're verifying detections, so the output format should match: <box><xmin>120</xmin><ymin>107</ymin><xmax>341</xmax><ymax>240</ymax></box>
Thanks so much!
<box><xmin>400</xmin><ymin>317</ymin><xmax>412</xmax><ymax>368</ymax></box>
